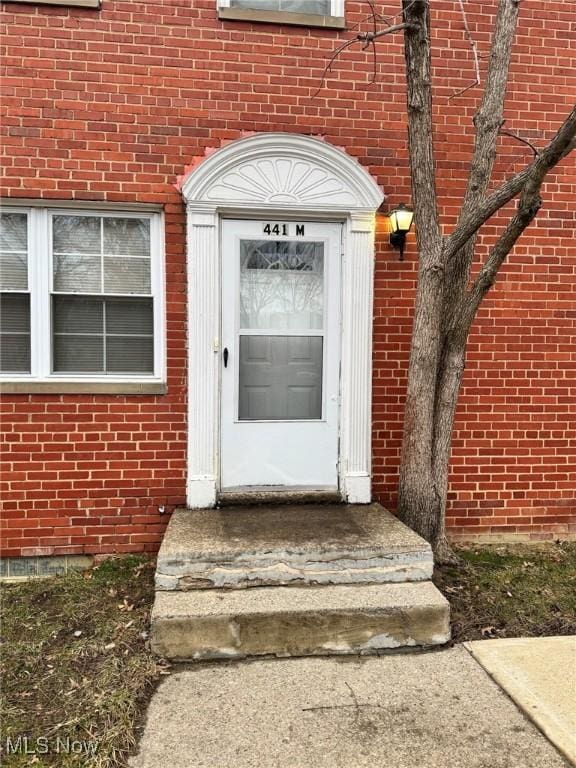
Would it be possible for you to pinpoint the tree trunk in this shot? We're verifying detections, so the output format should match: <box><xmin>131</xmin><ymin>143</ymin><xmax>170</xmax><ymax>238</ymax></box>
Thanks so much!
<box><xmin>429</xmin><ymin>338</ymin><xmax>467</xmax><ymax>563</ymax></box>
<box><xmin>396</xmin><ymin>0</ymin><xmax>446</xmax><ymax>551</ymax></box>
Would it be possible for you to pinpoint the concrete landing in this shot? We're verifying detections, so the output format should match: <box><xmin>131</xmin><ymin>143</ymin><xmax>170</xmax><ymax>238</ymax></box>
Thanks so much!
<box><xmin>150</xmin><ymin>581</ymin><xmax>450</xmax><ymax>660</ymax></box>
<box><xmin>155</xmin><ymin>504</ymin><xmax>433</xmax><ymax>591</ymax></box>
<box><xmin>466</xmin><ymin>637</ymin><xmax>576</xmax><ymax>766</ymax></box>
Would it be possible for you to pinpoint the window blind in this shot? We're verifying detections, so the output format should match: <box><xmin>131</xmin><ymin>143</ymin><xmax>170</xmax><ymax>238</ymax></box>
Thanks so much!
<box><xmin>0</xmin><ymin>212</ymin><xmax>30</xmax><ymax>372</ymax></box>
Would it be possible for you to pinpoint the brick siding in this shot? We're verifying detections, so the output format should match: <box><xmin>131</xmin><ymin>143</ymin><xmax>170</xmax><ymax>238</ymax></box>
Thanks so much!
<box><xmin>1</xmin><ymin>0</ymin><xmax>574</xmax><ymax>555</ymax></box>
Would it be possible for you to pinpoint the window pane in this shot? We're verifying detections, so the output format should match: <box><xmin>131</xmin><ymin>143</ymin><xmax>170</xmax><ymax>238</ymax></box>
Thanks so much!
<box><xmin>230</xmin><ymin>0</ymin><xmax>330</xmax><ymax>13</ymax></box>
<box><xmin>282</xmin><ymin>0</ymin><xmax>330</xmax><ymax>11</ymax></box>
<box><xmin>53</xmin><ymin>215</ymin><xmax>101</xmax><ymax>254</ymax></box>
<box><xmin>106</xmin><ymin>298</ymin><xmax>153</xmax><ymax>335</ymax></box>
<box><xmin>1</xmin><ymin>293</ymin><xmax>30</xmax><ymax>333</ymax></box>
<box><xmin>53</xmin><ymin>296</ymin><xmax>104</xmax><ymax>373</ymax></box>
<box><xmin>240</xmin><ymin>240</ymin><xmax>324</xmax><ymax>330</ymax></box>
<box><xmin>107</xmin><ymin>337</ymin><xmax>154</xmax><ymax>373</ymax></box>
<box><xmin>0</xmin><ymin>213</ymin><xmax>28</xmax><ymax>291</ymax></box>
<box><xmin>53</xmin><ymin>254</ymin><xmax>101</xmax><ymax>293</ymax></box>
<box><xmin>1</xmin><ymin>335</ymin><xmax>31</xmax><ymax>372</ymax></box>
<box><xmin>0</xmin><ymin>213</ymin><xmax>27</xmax><ymax>251</ymax></box>
<box><xmin>53</xmin><ymin>283</ymin><xmax>104</xmax><ymax>372</ymax></box>
<box><xmin>1</xmin><ymin>252</ymin><xmax>28</xmax><ymax>291</ymax></box>
<box><xmin>53</xmin><ymin>336</ymin><xmax>104</xmax><ymax>373</ymax></box>
<box><xmin>239</xmin><ymin>335</ymin><xmax>322</xmax><ymax>420</ymax></box>
<box><xmin>0</xmin><ymin>293</ymin><xmax>30</xmax><ymax>372</ymax></box>
<box><xmin>106</xmin><ymin>298</ymin><xmax>153</xmax><ymax>373</ymax></box>
<box><xmin>103</xmin><ymin>218</ymin><xmax>150</xmax><ymax>257</ymax></box>
<box><xmin>103</xmin><ymin>257</ymin><xmax>151</xmax><ymax>294</ymax></box>
<box><xmin>53</xmin><ymin>296</ymin><xmax>103</xmax><ymax>334</ymax></box>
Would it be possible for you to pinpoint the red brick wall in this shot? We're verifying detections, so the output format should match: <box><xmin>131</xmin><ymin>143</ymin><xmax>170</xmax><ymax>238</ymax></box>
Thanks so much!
<box><xmin>1</xmin><ymin>0</ymin><xmax>574</xmax><ymax>555</ymax></box>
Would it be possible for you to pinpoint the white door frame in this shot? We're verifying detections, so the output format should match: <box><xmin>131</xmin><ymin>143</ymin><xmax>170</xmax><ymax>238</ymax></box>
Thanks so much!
<box><xmin>180</xmin><ymin>133</ymin><xmax>384</xmax><ymax>508</ymax></box>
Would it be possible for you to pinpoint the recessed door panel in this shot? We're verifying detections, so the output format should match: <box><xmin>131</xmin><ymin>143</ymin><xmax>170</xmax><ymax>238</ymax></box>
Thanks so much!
<box><xmin>238</xmin><ymin>335</ymin><xmax>323</xmax><ymax>421</ymax></box>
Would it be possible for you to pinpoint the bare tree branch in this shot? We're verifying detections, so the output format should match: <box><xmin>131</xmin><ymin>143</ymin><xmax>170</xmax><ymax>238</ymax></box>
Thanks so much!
<box><xmin>312</xmin><ymin>37</ymin><xmax>370</xmax><ymax>98</ymax></box>
<box><xmin>357</xmin><ymin>23</ymin><xmax>410</xmax><ymax>45</ymax></box>
<box><xmin>461</xmin><ymin>107</ymin><xmax>576</xmax><ymax>326</ymax></box>
<box><xmin>445</xmin><ymin>106</ymin><xmax>576</xmax><ymax>260</ymax></box>
<box><xmin>451</xmin><ymin>0</ymin><xmax>521</xmax><ymax>252</ymax></box>
<box><xmin>312</xmin><ymin>23</ymin><xmax>408</xmax><ymax>98</ymax></box>
<box><xmin>449</xmin><ymin>0</ymin><xmax>481</xmax><ymax>100</ymax></box>
<box><xmin>499</xmin><ymin>127</ymin><xmax>539</xmax><ymax>157</ymax></box>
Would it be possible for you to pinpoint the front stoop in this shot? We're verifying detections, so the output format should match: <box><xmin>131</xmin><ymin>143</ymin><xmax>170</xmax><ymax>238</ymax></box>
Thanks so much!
<box><xmin>155</xmin><ymin>504</ymin><xmax>434</xmax><ymax>590</ymax></box>
<box><xmin>151</xmin><ymin>503</ymin><xmax>450</xmax><ymax>660</ymax></box>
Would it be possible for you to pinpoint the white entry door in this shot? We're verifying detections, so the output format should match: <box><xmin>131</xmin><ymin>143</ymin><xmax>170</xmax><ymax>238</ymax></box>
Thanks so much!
<box><xmin>220</xmin><ymin>219</ymin><xmax>342</xmax><ymax>490</ymax></box>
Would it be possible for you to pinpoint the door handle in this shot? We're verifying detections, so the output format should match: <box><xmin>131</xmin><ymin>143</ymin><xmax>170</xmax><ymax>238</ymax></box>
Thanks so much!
<box><xmin>223</xmin><ymin>347</ymin><xmax>229</xmax><ymax>368</ymax></box>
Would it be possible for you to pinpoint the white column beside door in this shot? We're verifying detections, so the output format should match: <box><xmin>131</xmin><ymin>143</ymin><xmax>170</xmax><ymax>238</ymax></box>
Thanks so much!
<box><xmin>186</xmin><ymin>209</ymin><xmax>219</xmax><ymax>508</ymax></box>
<box><xmin>340</xmin><ymin>212</ymin><xmax>375</xmax><ymax>503</ymax></box>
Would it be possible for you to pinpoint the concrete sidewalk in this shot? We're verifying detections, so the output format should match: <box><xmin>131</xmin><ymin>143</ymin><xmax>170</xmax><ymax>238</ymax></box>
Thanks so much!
<box><xmin>131</xmin><ymin>645</ymin><xmax>571</xmax><ymax>768</ymax></box>
<box><xmin>466</xmin><ymin>637</ymin><xmax>576</xmax><ymax>766</ymax></box>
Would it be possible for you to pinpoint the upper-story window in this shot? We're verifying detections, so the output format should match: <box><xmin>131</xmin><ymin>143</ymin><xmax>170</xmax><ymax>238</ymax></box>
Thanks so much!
<box><xmin>218</xmin><ymin>0</ymin><xmax>345</xmax><ymax>28</ymax></box>
<box><xmin>0</xmin><ymin>205</ymin><xmax>165</xmax><ymax>392</ymax></box>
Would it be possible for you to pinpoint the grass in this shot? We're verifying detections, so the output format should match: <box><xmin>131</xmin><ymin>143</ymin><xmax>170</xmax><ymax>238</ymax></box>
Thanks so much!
<box><xmin>0</xmin><ymin>556</ymin><xmax>168</xmax><ymax>768</ymax></box>
<box><xmin>1</xmin><ymin>543</ymin><xmax>575</xmax><ymax>766</ymax></box>
<box><xmin>434</xmin><ymin>541</ymin><xmax>576</xmax><ymax>642</ymax></box>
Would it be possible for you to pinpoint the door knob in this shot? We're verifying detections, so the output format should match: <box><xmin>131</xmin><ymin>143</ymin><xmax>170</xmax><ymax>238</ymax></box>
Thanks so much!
<box><xmin>223</xmin><ymin>347</ymin><xmax>229</xmax><ymax>368</ymax></box>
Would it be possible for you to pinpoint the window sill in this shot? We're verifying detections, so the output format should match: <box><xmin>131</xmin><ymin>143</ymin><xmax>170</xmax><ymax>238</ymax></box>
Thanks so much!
<box><xmin>0</xmin><ymin>381</ymin><xmax>167</xmax><ymax>395</ymax></box>
<box><xmin>0</xmin><ymin>0</ymin><xmax>101</xmax><ymax>7</ymax></box>
<box><xmin>218</xmin><ymin>7</ymin><xmax>345</xmax><ymax>28</ymax></box>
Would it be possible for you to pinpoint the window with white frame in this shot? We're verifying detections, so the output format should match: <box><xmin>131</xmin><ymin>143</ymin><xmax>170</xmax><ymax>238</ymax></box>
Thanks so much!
<box><xmin>218</xmin><ymin>0</ymin><xmax>344</xmax><ymax>24</ymax></box>
<box><xmin>0</xmin><ymin>207</ymin><xmax>164</xmax><ymax>381</ymax></box>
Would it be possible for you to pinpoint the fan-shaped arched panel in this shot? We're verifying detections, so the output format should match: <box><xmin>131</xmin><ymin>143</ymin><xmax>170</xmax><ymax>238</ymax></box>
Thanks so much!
<box><xmin>180</xmin><ymin>133</ymin><xmax>383</xmax><ymax>212</ymax></box>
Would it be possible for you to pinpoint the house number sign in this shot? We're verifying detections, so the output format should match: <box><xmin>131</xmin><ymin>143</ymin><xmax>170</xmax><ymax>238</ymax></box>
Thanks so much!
<box><xmin>263</xmin><ymin>223</ymin><xmax>305</xmax><ymax>236</ymax></box>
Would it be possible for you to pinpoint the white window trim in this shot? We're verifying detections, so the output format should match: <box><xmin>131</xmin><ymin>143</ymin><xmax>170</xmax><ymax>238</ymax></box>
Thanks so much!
<box><xmin>0</xmin><ymin>204</ymin><xmax>166</xmax><ymax>387</ymax></box>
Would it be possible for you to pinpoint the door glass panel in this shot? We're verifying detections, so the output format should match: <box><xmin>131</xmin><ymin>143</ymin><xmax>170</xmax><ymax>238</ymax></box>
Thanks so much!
<box><xmin>240</xmin><ymin>240</ymin><xmax>324</xmax><ymax>330</ymax></box>
<box><xmin>239</xmin><ymin>335</ymin><xmax>323</xmax><ymax>420</ymax></box>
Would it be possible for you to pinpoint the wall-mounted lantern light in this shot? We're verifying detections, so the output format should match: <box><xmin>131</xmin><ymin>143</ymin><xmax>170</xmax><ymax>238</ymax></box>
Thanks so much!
<box><xmin>388</xmin><ymin>203</ymin><xmax>414</xmax><ymax>261</ymax></box>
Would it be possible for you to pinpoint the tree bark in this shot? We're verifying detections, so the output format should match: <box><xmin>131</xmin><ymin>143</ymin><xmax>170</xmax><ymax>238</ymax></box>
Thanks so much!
<box><xmin>397</xmin><ymin>0</ymin><xmax>445</xmax><ymax>547</ymax></box>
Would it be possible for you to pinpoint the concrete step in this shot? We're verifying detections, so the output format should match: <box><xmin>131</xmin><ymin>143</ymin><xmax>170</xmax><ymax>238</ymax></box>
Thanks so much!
<box><xmin>155</xmin><ymin>504</ymin><xmax>433</xmax><ymax>591</ymax></box>
<box><xmin>150</xmin><ymin>581</ymin><xmax>450</xmax><ymax>661</ymax></box>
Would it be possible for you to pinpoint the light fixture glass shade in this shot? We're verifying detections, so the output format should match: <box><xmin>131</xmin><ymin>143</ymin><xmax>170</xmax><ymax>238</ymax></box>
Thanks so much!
<box><xmin>389</xmin><ymin>204</ymin><xmax>414</xmax><ymax>234</ymax></box>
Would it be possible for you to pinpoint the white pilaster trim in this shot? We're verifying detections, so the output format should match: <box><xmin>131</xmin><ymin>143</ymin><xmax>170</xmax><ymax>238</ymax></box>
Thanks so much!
<box><xmin>181</xmin><ymin>134</ymin><xmax>384</xmax><ymax>508</ymax></box>
<box><xmin>340</xmin><ymin>211</ymin><xmax>376</xmax><ymax>504</ymax></box>
<box><xmin>186</xmin><ymin>204</ymin><xmax>219</xmax><ymax>508</ymax></box>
